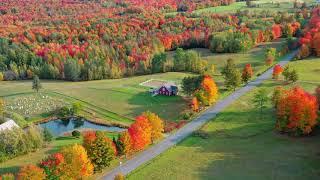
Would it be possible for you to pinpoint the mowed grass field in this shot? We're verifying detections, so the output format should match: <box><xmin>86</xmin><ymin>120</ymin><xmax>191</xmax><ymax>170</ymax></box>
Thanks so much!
<box><xmin>127</xmin><ymin>58</ymin><xmax>320</xmax><ymax>180</ymax></box>
<box><xmin>0</xmin><ymin>72</ymin><xmax>194</xmax><ymax>125</ymax></box>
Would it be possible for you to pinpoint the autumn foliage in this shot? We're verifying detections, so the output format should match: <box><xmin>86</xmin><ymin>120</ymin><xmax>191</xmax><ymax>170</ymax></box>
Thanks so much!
<box><xmin>128</xmin><ymin>115</ymin><xmax>152</xmax><ymax>151</ymax></box>
<box><xmin>59</xmin><ymin>144</ymin><xmax>94</xmax><ymax>179</ymax></box>
<box><xmin>83</xmin><ymin>131</ymin><xmax>116</xmax><ymax>171</ymax></box>
<box><xmin>17</xmin><ymin>165</ymin><xmax>46</xmax><ymax>180</ymax></box>
<box><xmin>272</xmin><ymin>64</ymin><xmax>283</xmax><ymax>80</ymax></box>
<box><xmin>315</xmin><ymin>86</ymin><xmax>320</xmax><ymax>110</ymax></box>
<box><xmin>276</xmin><ymin>87</ymin><xmax>318</xmax><ymax>135</ymax></box>
<box><xmin>40</xmin><ymin>153</ymin><xmax>65</xmax><ymax>179</ymax></box>
<box><xmin>298</xmin><ymin>7</ymin><xmax>320</xmax><ymax>58</ymax></box>
<box><xmin>143</xmin><ymin>111</ymin><xmax>165</xmax><ymax>142</ymax></box>
<box><xmin>241</xmin><ymin>64</ymin><xmax>254</xmax><ymax>83</ymax></box>
<box><xmin>195</xmin><ymin>75</ymin><xmax>219</xmax><ymax>106</ymax></box>
<box><xmin>191</xmin><ymin>97</ymin><xmax>200</xmax><ymax>112</ymax></box>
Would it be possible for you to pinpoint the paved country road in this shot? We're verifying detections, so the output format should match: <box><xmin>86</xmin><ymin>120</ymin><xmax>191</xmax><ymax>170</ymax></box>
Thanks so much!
<box><xmin>102</xmin><ymin>51</ymin><xmax>297</xmax><ymax>180</ymax></box>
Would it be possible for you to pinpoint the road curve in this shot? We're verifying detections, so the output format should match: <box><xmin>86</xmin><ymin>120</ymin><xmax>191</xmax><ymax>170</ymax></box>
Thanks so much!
<box><xmin>102</xmin><ymin>51</ymin><xmax>297</xmax><ymax>180</ymax></box>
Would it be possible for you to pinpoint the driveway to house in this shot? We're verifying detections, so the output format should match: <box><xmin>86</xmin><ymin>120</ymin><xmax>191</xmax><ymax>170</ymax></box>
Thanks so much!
<box><xmin>102</xmin><ymin>51</ymin><xmax>297</xmax><ymax>180</ymax></box>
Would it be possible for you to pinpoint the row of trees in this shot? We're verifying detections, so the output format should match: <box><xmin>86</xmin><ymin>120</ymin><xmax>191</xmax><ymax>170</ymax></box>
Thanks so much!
<box><xmin>11</xmin><ymin>111</ymin><xmax>164</xmax><ymax>179</ymax></box>
<box><xmin>0</xmin><ymin>126</ymin><xmax>45</xmax><ymax>163</ymax></box>
<box><xmin>0</xmin><ymin>1</ymin><xmax>298</xmax><ymax>81</ymax></box>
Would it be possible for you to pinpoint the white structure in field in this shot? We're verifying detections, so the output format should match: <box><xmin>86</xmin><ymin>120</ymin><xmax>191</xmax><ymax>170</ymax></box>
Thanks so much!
<box><xmin>0</xmin><ymin>119</ymin><xmax>19</xmax><ymax>132</ymax></box>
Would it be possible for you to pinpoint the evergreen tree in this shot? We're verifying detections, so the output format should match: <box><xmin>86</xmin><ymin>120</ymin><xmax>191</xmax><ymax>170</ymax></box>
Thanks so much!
<box><xmin>252</xmin><ymin>88</ymin><xmax>269</xmax><ymax>119</ymax></box>
<box><xmin>32</xmin><ymin>75</ymin><xmax>42</xmax><ymax>93</ymax></box>
<box><xmin>221</xmin><ymin>59</ymin><xmax>241</xmax><ymax>91</ymax></box>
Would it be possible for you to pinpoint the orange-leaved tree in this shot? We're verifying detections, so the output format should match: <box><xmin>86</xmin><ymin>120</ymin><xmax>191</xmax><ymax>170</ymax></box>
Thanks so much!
<box><xmin>195</xmin><ymin>75</ymin><xmax>218</xmax><ymax>106</ymax></box>
<box><xmin>143</xmin><ymin>111</ymin><xmax>164</xmax><ymax>143</ymax></box>
<box><xmin>17</xmin><ymin>165</ymin><xmax>46</xmax><ymax>180</ymax></box>
<box><xmin>315</xmin><ymin>86</ymin><xmax>320</xmax><ymax>109</ymax></box>
<box><xmin>128</xmin><ymin>115</ymin><xmax>152</xmax><ymax>151</ymax></box>
<box><xmin>241</xmin><ymin>63</ymin><xmax>254</xmax><ymax>84</ymax></box>
<box><xmin>272</xmin><ymin>64</ymin><xmax>283</xmax><ymax>80</ymax></box>
<box><xmin>276</xmin><ymin>87</ymin><xmax>318</xmax><ymax>135</ymax></box>
<box><xmin>191</xmin><ymin>97</ymin><xmax>199</xmax><ymax>112</ymax></box>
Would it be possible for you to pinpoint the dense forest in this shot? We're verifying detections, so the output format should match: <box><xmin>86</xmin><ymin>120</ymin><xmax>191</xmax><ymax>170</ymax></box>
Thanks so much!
<box><xmin>0</xmin><ymin>0</ymin><xmax>306</xmax><ymax>81</ymax></box>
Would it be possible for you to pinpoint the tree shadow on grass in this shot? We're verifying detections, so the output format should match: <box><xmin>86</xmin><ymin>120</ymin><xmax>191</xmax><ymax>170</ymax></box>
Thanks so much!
<box><xmin>127</xmin><ymin>92</ymin><xmax>188</xmax><ymax>121</ymax></box>
<box><xmin>0</xmin><ymin>166</ymin><xmax>20</xmax><ymax>174</ymax></box>
<box><xmin>170</xmin><ymin>109</ymin><xmax>320</xmax><ymax>180</ymax></box>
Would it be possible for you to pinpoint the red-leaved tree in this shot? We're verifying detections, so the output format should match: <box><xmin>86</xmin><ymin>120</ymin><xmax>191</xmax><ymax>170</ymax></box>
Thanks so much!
<box><xmin>276</xmin><ymin>87</ymin><xmax>318</xmax><ymax>135</ymax></box>
<box><xmin>128</xmin><ymin>115</ymin><xmax>152</xmax><ymax>151</ymax></box>
<box><xmin>272</xmin><ymin>64</ymin><xmax>283</xmax><ymax>80</ymax></box>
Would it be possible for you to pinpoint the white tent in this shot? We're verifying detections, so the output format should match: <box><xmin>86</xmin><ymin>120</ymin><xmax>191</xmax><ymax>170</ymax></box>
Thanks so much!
<box><xmin>0</xmin><ymin>119</ymin><xmax>19</xmax><ymax>132</ymax></box>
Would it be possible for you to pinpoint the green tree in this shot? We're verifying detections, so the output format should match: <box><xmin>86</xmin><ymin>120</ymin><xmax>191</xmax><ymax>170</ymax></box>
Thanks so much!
<box><xmin>182</xmin><ymin>75</ymin><xmax>204</xmax><ymax>96</ymax></box>
<box><xmin>71</xmin><ymin>102</ymin><xmax>82</xmax><ymax>116</ymax></box>
<box><xmin>64</xmin><ymin>60</ymin><xmax>81</xmax><ymax>81</ymax></box>
<box><xmin>283</xmin><ymin>66</ymin><xmax>298</xmax><ymax>83</ymax></box>
<box><xmin>173</xmin><ymin>48</ymin><xmax>186</xmax><ymax>71</ymax></box>
<box><xmin>43</xmin><ymin>128</ymin><xmax>53</xmax><ymax>142</ymax></box>
<box><xmin>32</xmin><ymin>75</ymin><xmax>42</xmax><ymax>93</ymax></box>
<box><xmin>252</xmin><ymin>88</ymin><xmax>269</xmax><ymax>119</ymax></box>
<box><xmin>0</xmin><ymin>98</ymin><xmax>4</xmax><ymax>123</ymax></box>
<box><xmin>221</xmin><ymin>59</ymin><xmax>241</xmax><ymax>91</ymax></box>
<box><xmin>151</xmin><ymin>53</ymin><xmax>167</xmax><ymax>73</ymax></box>
<box><xmin>83</xmin><ymin>131</ymin><xmax>115</xmax><ymax>171</ymax></box>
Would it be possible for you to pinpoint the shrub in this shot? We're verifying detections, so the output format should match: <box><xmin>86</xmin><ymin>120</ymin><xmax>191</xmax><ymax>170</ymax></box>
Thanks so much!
<box><xmin>60</xmin><ymin>144</ymin><xmax>94</xmax><ymax>178</ymax></box>
<box><xmin>40</xmin><ymin>153</ymin><xmax>64</xmax><ymax>179</ymax></box>
<box><xmin>72</xmin><ymin>130</ymin><xmax>81</xmax><ymax>138</ymax></box>
<box><xmin>241</xmin><ymin>64</ymin><xmax>254</xmax><ymax>83</ymax></box>
<box><xmin>283</xmin><ymin>66</ymin><xmax>298</xmax><ymax>83</ymax></box>
<box><xmin>1</xmin><ymin>173</ymin><xmax>15</xmax><ymax>180</ymax></box>
<box><xmin>272</xmin><ymin>64</ymin><xmax>283</xmax><ymax>80</ymax></box>
<box><xmin>43</xmin><ymin>128</ymin><xmax>53</xmax><ymax>142</ymax></box>
<box><xmin>71</xmin><ymin>102</ymin><xmax>82</xmax><ymax>115</ymax></box>
<box><xmin>193</xmin><ymin>130</ymin><xmax>209</xmax><ymax>139</ymax></box>
<box><xmin>276</xmin><ymin>87</ymin><xmax>318</xmax><ymax>135</ymax></box>
<box><xmin>17</xmin><ymin>165</ymin><xmax>46</xmax><ymax>180</ymax></box>
<box><xmin>265</xmin><ymin>48</ymin><xmax>276</xmax><ymax>65</ymax></box>
<box><xmin>83</xmin><ymin>131</ymin><xmax>115</xmax><ymax>172</ymax></box>
<box><xmin>114</xmin><ymin>173</ymin><xmax>125</xmax><ymax>180</ymax></box>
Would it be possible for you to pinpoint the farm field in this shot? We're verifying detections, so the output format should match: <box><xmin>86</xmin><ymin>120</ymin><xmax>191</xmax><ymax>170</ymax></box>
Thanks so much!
<box><xmin>0</xmin><ymin>72</ymin><xmax>194</xmax><ymax>126</ymax></box>
<box><xmin>126</xmin><ymin>58</ymin><xmax>320</xmax><ymax>180</ymax></box>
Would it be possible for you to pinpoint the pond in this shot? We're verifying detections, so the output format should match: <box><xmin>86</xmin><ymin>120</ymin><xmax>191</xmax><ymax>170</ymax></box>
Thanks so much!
<box><xmin>39</xmin><ymin>118</ymin><xmax>126</xmax><ymax>136</ymax></box>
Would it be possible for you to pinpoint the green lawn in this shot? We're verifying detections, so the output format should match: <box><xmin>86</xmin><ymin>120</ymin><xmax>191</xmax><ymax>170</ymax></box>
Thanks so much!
<box><xmin>127</xmin><ymin>58</ymin><xmax>320</xmax><ymax>180</ymax></box>
<box><xmin>0</xmin><ymin>72</ymin><xmax>192</xmax><ymax>126</ymax></box>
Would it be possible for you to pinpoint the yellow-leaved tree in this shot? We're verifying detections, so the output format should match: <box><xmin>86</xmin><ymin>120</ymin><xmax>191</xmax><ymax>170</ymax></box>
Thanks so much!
<box><xmin>143</xmin><ymin>111</ymin><xmax>164</xmax><ymax>143</ymax></box>
<box><xmin>60</xmin><ymin>144</ymin><xmax>94</xmax><ymax>179</ymax></box>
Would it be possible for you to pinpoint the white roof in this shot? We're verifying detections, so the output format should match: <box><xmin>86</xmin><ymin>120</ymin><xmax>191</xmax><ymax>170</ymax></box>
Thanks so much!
<box><xmin>0</xmin><ymin>119</ymin><xmax>19</xmax><ymax>132</ymax></box>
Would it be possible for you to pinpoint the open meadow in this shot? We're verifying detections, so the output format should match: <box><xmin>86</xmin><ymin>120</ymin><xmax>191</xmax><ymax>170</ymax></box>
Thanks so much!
<box><xmin>127</xmin><ymin>58</ymin><xmax>320</xmax><ymax>180</ymax></box>
<box><xmin>0</xmin><ymin>72</ymin><xmax>194</xmax><ymax>126</ymax></box>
